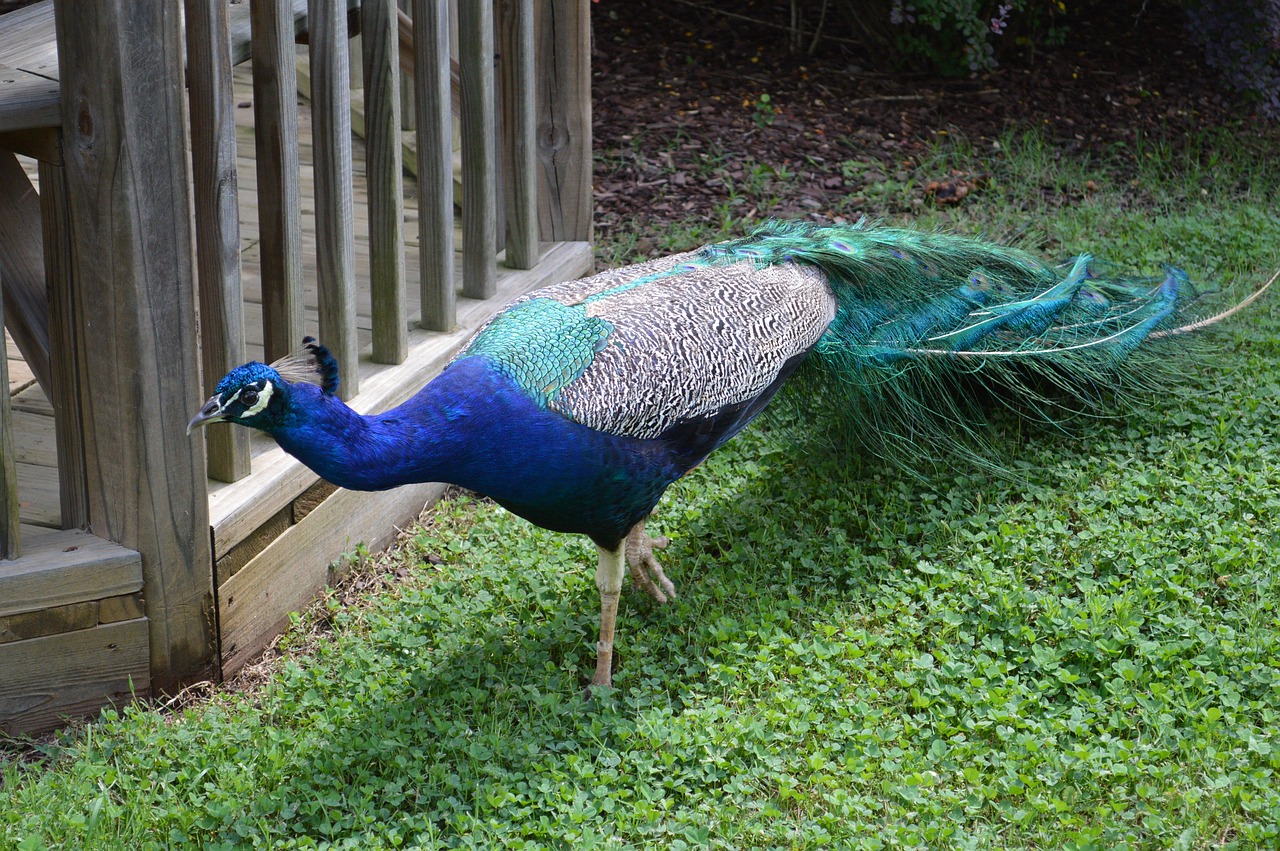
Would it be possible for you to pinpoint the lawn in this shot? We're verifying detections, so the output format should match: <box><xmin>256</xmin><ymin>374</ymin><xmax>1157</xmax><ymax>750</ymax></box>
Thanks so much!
<box><xmin>3</xmin><ymin>129</ymin><xmax>1280</xmax><ymax>849</ymax></box>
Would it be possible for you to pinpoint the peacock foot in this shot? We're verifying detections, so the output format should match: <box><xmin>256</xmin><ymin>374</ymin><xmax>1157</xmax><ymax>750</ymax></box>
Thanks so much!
<box><xmin>624</xmin><ymin>522</ymin><xmax>677</xmax><ymax>604</ymax></box>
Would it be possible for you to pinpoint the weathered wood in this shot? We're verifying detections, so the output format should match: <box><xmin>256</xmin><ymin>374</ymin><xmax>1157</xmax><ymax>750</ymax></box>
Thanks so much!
<box><xmin>293</xmin><ymin>478</ymin><xmax>339</xmax><ymax>522</ymax></box>
<box><xmin>0</xmin><ymin>285</ymin><xmax>17</xmax><ymax>559</ymax></box>
<box><xmin>0</xmin><ymin>151</ymin><xmax>52</xmax><ymax>397</ymax></box>
<box><xmin>458</xmin><ymin>0</ymin><xmax>497</xmax><ymax>300</ymax></box>
<box><xmin>229</xmin><ymin>0</ymin><xmax>363</xmax><ymax>67</ymax></box>
<box><xmin>361</xmin><ymin>0</ymin><xmax>408</xmax><ymax>364</ymax></box>
<box><xmin>309</xmin><ymin>0</ymin><xmax>360</xmax><ymax>399</ymax></box>
<box><xmin>412</xmin><ymin>0</ymin><xmax>456</xmax><ymax>331</ymax></box>
<box><xmin>0</xmin><ymin>601</ymin><xmax>97</xmax><ymax>644</ymax></box>
<box><xmin>215</xmin><ymin>505</ymin><xmax>291</xmax><ymax>588</ymax></box>
<box><xmin>97</xmin><ymin>592</ymin><xmax>146</xmax><ymax>625</ymax></box>
<box><xmin>0</xmin><ymin>618</ymin><xmax>150</xmax><ymax>736</ymax></box>
<box><xmin>186</xmin><ymin>0</ymin><xmax>252</xmax><ymax>484</ymax></box>
<box><xmin>219</xmin><ymin>479</ymin><xmax>445</xmax><ymax>675</ymax></box>
<box><xmin>535</xmin><ymin>0</ymin><xmax>592</xmax><ymax>242</ymax></box>
<box><xmin>396</xmin><ymin>0</ymin><xmax>416</xmax><ymax>131</ymax></box>
<box><xmin>53</xmin><ymin>0</ymin><xmax>215</xmax><ymax>690</ymax></box>
<box><xmin>0</xmin><ymin>526</ymin><xmax>142</xmax><ymax>618</ymax></box>
<box><xmin>498</xmin><ymin>0</ymin><xmax>539</xmax><ymax>269</ymax></box>
<box><xmin>0</xmin><ymin>127</ymin><xmax>61</xmax><ymax>165</ymax></box>
<box><xmin>38</xmin><ymin>158</ymin><xmax>88</xmax><ymax>529</ymax></box>
<box><xmin>250</xmin><ymin>0</ymin><xmax>306</xmax><ymax>363</ymax></box>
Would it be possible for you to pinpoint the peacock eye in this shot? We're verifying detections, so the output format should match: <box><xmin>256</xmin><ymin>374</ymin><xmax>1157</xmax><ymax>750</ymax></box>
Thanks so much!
<box><xmin>240</xmin><ymin>388</ymin><xmax>259</xmax><ymax>407</ymax></box>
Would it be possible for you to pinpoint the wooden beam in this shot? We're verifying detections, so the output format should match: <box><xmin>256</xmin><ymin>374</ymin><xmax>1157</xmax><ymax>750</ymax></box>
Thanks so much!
<box><xmin>309</xmin><ymin>0</ymin><xmax>360</xmax><ymax>399</ymax></box>
<box><xmin>0</xmin><ymin>527</ymin><xmax>142</xmax><ymax>618</ymax></box>
<box><xmin>0</xmin><ymin>151</ymin><xmax>52</xmax><ymax>397</ymax></box>
<box><xmin>186</xmin><ymin>0</ymin><xmax>252</xmax><ymax>483</ymax></box>
<box><xmin>362</xmin><ymin>0</ymin><xmax>408</xmax><ymax>365</ymax></box>
<box><xmin>250</xmin><ymin>0</ymin><xmax>306</xmax><ymax>363</ymax></box>
<box><xmin>412</xmin><ymin>0</ymin><xmax>456</xmax><ymax>331</ymax></box>
<box><xmin>458</xmin><ymin>0</ymin><xmax>497</xmax><ymax>300</ymax></box>
<box><xmin>53</xmin><ymin>0</ymin><xmax>215</xmax><ymax>691</ymax></box>
<box><xmin>535</xmin><ymin>0</ymin><xmax>592</xmax><ymax>242</ymax></box>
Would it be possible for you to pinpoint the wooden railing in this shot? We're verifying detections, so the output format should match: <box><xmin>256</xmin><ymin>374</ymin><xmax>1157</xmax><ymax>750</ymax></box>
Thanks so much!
<box><xmin>187</xmin><ymin>0</ymin><xmax>580</xmax><ymax>483</ymax></box>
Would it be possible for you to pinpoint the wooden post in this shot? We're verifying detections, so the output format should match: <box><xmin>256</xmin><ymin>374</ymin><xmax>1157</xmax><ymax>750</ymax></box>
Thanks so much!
<box><xmin>251</xmin><ymin>0</ymin><xmax>306</xmax><ymax>363</ymax></box>
<box><xmin>53</xmin><ymin>0</ymin><xmax>215</xmax><ymax>689</ymax></box>
<box><xmin>186</xmin><ymin>0</ymin><xmax>252</xmax><ymax>483</ymax></box>
<box><xmin>498</xmin><ymin>0</ymin><xmax>539</xmax><ymax>269</ymax></box>
<box><xmin>458</xmin><ymin>0</ymin><xmax>497</xmax><ymax>300</ymax></box>
<box><xmin>310</xmin><ymin>0</ymin><xmax>360</xmax><ymax>399</ymax></box>
<box><xmin>362</xmin><ymin>0</ymin><xmax>408</xmax><ymax>365</ymax></box>
<box><xmin>0</xmin><ymin>275</ymin><xmax>17</xmax><ymax>560</ymax></box>
<box><xmin>535</xmin><ymin>0</ymin><xmax>591</xmax><ymax>242</ymax></box>
<box><xmin>413</xmin><ymin>0</ymin><xmax>456</xmax><ymax>331</ymax></box>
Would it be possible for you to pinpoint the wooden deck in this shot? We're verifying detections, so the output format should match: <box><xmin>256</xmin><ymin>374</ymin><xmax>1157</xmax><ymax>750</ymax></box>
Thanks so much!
<box><xmin>6</xmin><ymin>60</ymin><xmax>592</xmax><ymax>671</ymax></box>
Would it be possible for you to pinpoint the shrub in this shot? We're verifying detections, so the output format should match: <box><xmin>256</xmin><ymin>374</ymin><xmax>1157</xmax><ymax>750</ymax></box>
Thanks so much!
<box><xmin>1184</xmin><ymin>0</ymin><xmax>1280</xmax><ymax>118</ymax></box>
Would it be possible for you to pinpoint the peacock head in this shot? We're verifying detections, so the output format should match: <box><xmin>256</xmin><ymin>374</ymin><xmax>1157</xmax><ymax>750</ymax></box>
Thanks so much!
<box><xmin>187</xmin><ymin>337</ymin><xmax>341</xmax><ymax>435</ymax></box>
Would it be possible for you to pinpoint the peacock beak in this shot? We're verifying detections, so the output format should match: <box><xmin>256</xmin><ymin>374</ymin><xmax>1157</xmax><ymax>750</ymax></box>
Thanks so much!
<box><xmin>187</xmin><ymin>396</ymin><xmax>227</xmax><ymax>434</ymax></box>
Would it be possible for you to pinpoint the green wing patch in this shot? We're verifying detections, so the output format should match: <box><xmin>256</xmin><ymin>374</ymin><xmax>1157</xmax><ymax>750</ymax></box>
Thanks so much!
<box><xmin>460</xmin><ymin>298</ymin><xmax>614</xmax><ymax>408</ymax></box>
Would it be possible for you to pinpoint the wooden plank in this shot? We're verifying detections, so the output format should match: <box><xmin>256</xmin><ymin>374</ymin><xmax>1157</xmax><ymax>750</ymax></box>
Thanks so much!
<box><xmin>0</xmin><ymin>0</ymin><xmax>58</xmax><ymax>70</ymax></box>
<box><xmin>361</xmin><ymin>0</ymin><xmax>408</xmax><ymax>365</ymax></box>
<box><xmin>498</xmin><ymin>0</ymin><xmax>539</xmax><ymax>269</ymax></box>
<box><xmin>186</xmin><ymin>0</ymin><xmax>252</xmax><ymax>484</ymax></box>
<box><xmin>534</xmin><ymin>0</ymin><xmax>592</xmax><ymax>242</ymax></box>
<box><xmin>412</xmin><ymin>0</ymin><xmax>456</xmax><ymax>331</ymax></box>
<box><xmin>0</xmin><ymin>150</ymin><xmax>52</xmax><ymax>397</ymax></box>
<box><xmin>54</xmin><ymin>0</ymin><xmax>215</xmax><ymax>690</ymax></box>
<box><xmin>228</xmin><ymin>0</ymin><xmax>362</xmax><ymax>68</ymax></box>
<box><xmin>0</xmin><ymin>618</ymin><xmax>150</xmax><ymax>736</ymax></box>
<box><xmin>0</xmin><ymin>601</ymin><xmax>99</xmax><ymax>644</ymax></box>
<box><xmin>207</xmin><ymin>239</ymin><xmax>592</xmax><ymax>558</ymax></box>
<box><xmin>218</xmin><ymin>478</ymin><xmax>445</xmax><ymax>675</ymax></box>
<box><xmin>458</xmin><ymin>0</ymin><xmax>497</xmax><ymax>300</ymax></box>
<box><xmin>0</xmin><ymin>526</ymin><xmax>142</xmax><ymax>618</ymax></box>
<box><xmin>39</xmin><ymin>159</ymin><xmax>89</xmax><ymax>528</ymax></box>
<box><xmin>309</xmin><ymin>0</ymin><xmax>360</xmax><ymax>399</ymax></box>
<box><xmin>1</xmin><ymin>285</ymin><xmax>17</xmax><ymax>559</ymax></box>
<box><xmin>15</xmin><ymin>461</ymin><xmax>58</xmax><ymax>528</ymax></box>
<box><xmin>250</xmin><ymin>0</ymin><xmax>306</xmax><ymax>363</ymax></box>
<box><xmin>11</xmin><ymin>409</ymin><xmax>57</xmax><ymax>467</ymax></box>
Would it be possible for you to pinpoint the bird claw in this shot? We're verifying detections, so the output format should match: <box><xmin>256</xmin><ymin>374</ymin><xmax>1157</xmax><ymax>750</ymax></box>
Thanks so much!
<box><xmin>625</xmin><ymin>522</ymin><xmax>677</xmax><ymax>604</ymax></box>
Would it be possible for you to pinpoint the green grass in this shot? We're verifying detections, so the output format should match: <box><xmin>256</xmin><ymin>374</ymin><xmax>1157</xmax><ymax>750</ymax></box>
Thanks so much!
<box><xmin>4</xmin><ymin>129</ymin><xmax>1280</xmax><ymax>850</ymax></box>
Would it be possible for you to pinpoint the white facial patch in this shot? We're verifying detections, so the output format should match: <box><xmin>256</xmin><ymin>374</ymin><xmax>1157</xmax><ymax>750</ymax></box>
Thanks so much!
<box><xmin>236</xmin><ymin>380</ymin><xmax>275</xmax><ymax>418</ymax></box>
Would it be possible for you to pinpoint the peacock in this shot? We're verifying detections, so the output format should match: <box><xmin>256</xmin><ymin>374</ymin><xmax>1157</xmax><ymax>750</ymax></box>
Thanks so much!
<box><xmin>188</xmin><ymin>220</ymin><xmax>1264</xmax><ymax>690</ymax></box>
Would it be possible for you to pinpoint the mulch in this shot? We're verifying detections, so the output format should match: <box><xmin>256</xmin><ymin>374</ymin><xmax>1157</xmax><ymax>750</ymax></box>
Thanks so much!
<box><xmin>590</xmin><ymin>0</ymin><xmax>1272</xmax><ymax>244</ymax></box>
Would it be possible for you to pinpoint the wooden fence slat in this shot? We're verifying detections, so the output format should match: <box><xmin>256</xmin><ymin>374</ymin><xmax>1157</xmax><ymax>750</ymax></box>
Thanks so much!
<box><xmin>0</xmin><ymin>281</ymin><xmax>17</xmax><ymax>559</ymax></box>
<box><xmin>250</xmin><ymin>0</ymin><xmax>306</xmax><ymax>363</ymax></box>
<box><xmin>54</xmin><ymin>0</ymin><xmax>214</xmax><ymax>690</ymax></box>
<box><xmin>498</xmin><ymin>0</ymin><xmax>538</xmax><ymax>269</ymax></box>
<box><xmin>412</xmin><ymin>0</ymin><xmax>456</xmax><ymax>331</ymax></box>
<box><xmin>186</xmin><ymin>0</ymin><xmax>252</xmax><ymax>483</ymax></box>
<box><xmin>361</xmin><ymin>0</ymin><xmax>407</xmax><ymax>365</ymax></box>
<box><xmin>310</xmin><ymin>0</ymin><xmax>360</xmax><ymax>399</ymax></box>
<box><xmin>458</xmin><ymin>0</ymin><xmax>497</xmax><ymax>300</ymax></box>
<box><xmin>38</xmin><ymin>159</ymin><xmax>89</xmax><ymax>528</ymax></box>
<box><xmin>535</xmin><ymin>0</ymin><xmax>592</xmax><ymax>242</ymax></box>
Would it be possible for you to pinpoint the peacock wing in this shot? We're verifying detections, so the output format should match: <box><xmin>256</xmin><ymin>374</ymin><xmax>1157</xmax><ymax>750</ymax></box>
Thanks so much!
<box><xmin>455</xmin><ymin>251</ymin><xmax>838</xmax><ymax>440</ymax></box>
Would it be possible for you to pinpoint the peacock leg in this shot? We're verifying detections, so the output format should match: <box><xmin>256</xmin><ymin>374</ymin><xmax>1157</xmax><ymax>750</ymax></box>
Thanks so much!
<box><xmin>625</xmin><ymin>521</ymin><xmax>677</xmax><ymax>604</ymax></box>
<box><xmin>590</xmin><ymin>543</ymin><xmax>627</xmax><ymax>689</ymax></box>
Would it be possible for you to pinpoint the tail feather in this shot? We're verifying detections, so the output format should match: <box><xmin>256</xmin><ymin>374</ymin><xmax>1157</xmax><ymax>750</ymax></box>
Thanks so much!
<box><xmin>707</xmin><ymin>220</ymin><xmax>1236</xmax><ymax>466</ymax></box>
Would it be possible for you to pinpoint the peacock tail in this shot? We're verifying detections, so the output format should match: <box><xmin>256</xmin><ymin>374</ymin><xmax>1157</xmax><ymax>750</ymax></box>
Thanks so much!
<box><xmin>456</xmin><ymin>218</ymin><xmax>1210</xmax><ymax>468</ymax></box>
